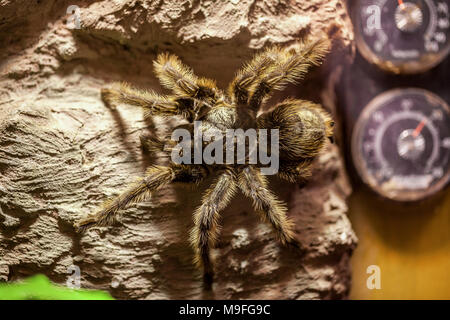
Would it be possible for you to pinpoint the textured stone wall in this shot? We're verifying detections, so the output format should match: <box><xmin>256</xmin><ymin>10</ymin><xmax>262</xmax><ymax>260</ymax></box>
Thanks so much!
<box><xmin>0</xmin><ymin>0</ymin><xmax>356</xmax><ymax>299</ymax></box>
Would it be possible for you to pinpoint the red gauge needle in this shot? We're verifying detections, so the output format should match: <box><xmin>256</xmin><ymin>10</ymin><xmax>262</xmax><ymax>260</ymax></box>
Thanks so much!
<box><xmin>413</xmin><ymin>118</ymin><xmax>427</xmax><ymax>138</ymax></box>
<box><xmin>398</xmin><ymin>0</ymin><xmax>404</xmax><ymax>5</ymax></box>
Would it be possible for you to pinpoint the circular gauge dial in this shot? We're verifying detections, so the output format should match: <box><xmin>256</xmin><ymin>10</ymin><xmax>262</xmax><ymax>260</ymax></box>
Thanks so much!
<box><xmin>352</xmin><ymin>88</ymin><xmax>450</xmax><ymax>201</ymax></box>
<box><xmin>354</xmin><ymin>0</ymin><xmax>450</xmax><ymax>73</ymax></box>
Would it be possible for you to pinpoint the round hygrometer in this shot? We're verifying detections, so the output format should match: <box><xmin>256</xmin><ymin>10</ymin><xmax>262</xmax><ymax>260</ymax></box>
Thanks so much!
<box><xmin>352</xmin><ymin>88</ymin><xmax>450</xmax><ymax>201</ymax></box>
<box><xmin>353</xmin><ymin>0</ymin><xmax>450</xmax><ymax>73</ymax></box>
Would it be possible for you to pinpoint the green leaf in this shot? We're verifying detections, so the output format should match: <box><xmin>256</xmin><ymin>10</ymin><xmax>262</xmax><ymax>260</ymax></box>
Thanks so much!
<box><xmin>0</xmin><ymin>274</ymin><xmax>114</xmax><ymax>300</ymax></box>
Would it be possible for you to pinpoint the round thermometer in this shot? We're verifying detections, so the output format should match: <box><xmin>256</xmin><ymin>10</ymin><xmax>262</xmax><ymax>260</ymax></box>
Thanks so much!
<box><xmin>353</xmin><ymin>0</ymin><xmax>450</xmax><ymax>73</ymax></box>
<box><xmin>352</xmin><ymin>88</ymin><xmax>450</xmax><ymax>201</ymax></box>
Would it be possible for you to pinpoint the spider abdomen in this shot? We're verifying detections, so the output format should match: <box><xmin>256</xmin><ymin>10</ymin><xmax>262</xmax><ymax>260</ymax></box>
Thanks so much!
<box><xmin>257</xmin><ymin>99</ymin><xmax>334</xmax><ymax>162</ymax></box>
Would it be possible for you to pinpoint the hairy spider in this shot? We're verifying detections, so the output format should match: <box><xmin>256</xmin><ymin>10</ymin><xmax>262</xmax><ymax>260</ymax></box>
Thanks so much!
<box><xmin>75</xmin><ymin>37</ymin><xmax>334</xmax><ymax>288</ymax></box>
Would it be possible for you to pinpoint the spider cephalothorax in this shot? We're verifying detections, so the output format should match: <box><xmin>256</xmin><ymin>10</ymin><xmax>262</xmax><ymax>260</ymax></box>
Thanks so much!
<box><xmin>75</xmin><ymin>37</ymin><xmax>334</xmax><ymax>288</ymax></box>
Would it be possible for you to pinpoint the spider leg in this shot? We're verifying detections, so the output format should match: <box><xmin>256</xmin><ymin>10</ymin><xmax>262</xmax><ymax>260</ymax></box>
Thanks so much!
<box><xmin>190</xmin><ymin>169</ymin><xmax>237</xmax><ymax>288</ymax></box>
<box><xmin>153</xmin><ymin>53</ymin><xmax>220</xmax><ymax>102</ymax></box>
<box><xmin>248</xmin><ymin>38</ymin><xmax>330</xmax><ymax>111</ymax></box>
<box><xmin>277</xmin><ymin>160</ymin><xmax>313</xmax><ymax>184</ymax></box>
<box><xmin>75</xmin><ymin>164</ymin><xmax>207</xmax><ymax>232</ymax></box>
<box><xmin>238</xmin><ymin>166</ymin><xmax>298</xmax><ymax>246</ymax></box>
<box><xmin>140</xmin><ymin>133</ymin><xmax>166</xmax><ymax>153</ymax></box>
<box><xmin>101</xmin><ymin>82</ymin><xmax>197</xmax><ymax>120</ymax></box>
<box><xmin>227</xmin><ymin>46</ymin><xmax>281</xmax><ymax>105</ymax></box>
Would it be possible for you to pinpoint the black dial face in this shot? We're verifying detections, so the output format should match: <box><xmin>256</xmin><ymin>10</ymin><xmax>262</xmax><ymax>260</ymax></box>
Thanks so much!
<box><xmin>352</xmin><ymin>89</ymin><xmax>450</xmax><ymax>201</ymax></box>
<box><xmin>354</xmin><ymin>0</ymin><xmax>450</xmax><ymax>73</ymax></box>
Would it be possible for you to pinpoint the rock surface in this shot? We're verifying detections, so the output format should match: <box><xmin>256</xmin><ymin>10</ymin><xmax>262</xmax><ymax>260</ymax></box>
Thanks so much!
<box><xmin>0</xmin><ymin>0</ymin><xmax>356</xmax><ymax>299</ymax></box>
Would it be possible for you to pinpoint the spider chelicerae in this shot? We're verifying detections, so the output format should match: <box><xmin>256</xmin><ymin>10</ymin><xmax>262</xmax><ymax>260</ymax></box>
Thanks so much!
<box><xmin>75</xmin><ymin>37</ymin><xmax>334</xmax><ymax>288</ymax></box>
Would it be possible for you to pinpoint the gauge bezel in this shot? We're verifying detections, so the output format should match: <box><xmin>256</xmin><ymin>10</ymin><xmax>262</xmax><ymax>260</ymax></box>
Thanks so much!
<box><xmin>353</xmin><ymin>0</ymin><xmax>450</xmax><ymax>74</ymax></box>
<box><xmin>351</xmin><ymin>88</ymin><xmax>450</xmax><ymax>201</ymax></box>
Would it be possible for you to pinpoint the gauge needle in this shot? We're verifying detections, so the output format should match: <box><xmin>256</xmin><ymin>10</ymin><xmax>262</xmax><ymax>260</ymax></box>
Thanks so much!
<box><xmin>413</xmin><ymin>118</ymin><xmax>427</xmax><ymax>138</ymax></box>
<box><xmin>398</xmin><ymin>0</ymin><xmax>404</xmax><ymax>5</ymax></box>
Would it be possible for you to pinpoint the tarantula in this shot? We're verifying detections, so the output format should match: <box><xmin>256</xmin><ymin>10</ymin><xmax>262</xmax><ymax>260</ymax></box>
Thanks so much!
<box><xmin>75</xmin><ymin>37</ymin><xmax>334</xmax><ymax>288</ymax></box>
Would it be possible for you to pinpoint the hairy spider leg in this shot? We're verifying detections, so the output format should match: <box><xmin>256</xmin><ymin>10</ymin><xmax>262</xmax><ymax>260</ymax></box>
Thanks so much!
<box><xmin>190</xmin><ymin>169</ymin><xmax>237</xmax><ymax>288</ymax></box>
<box><xmin>100</xmin><ymin>82</ymin><xmax>199</xmax><ymax>120</ymax></box>
<box><xmin>248</xmin><ymin>38</ymin><xmax>330</xmax><ymax>111</ymax></box>
<box><xmin>238</xmin><ymin>166</ymin><xmax>298</xmax><ymax>246</ymax></box>
<box><xmin>228</xmin><ymin>46</ymin><xmax>281</xmax><ymax>105</ymax></box>
<box><xmin>228</xmin><ymin>38</ymin><xmax>330</xmax><ymax>113</ymax></box>
<box><xmin>75</xmin><ymin>165</ymin><xmax>207</xmax><ymax>233</ymax></box>
<box><xmin>153</xmin><ymin>53</ymin><xmax>220</xmax><ymax>102</ymax></box>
